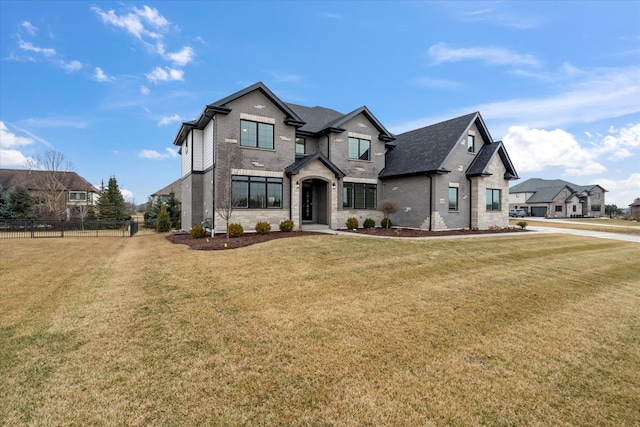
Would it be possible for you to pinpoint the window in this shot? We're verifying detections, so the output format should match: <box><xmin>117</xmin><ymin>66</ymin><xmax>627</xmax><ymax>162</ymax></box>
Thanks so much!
<box><xmin>562</xmin><ymin>191</ymin><xmax>567</xmax><ymax>197</ymax></box>
<box><xmin>467</xmin><ymin>135</ymin><xmax>475</xmax><ymax>153</ymax></box>
<box><xmin>232</xmin><ymin>176</ymin><xmax>282</xmax><ymax>209</ymax></box>
<box><xmin>485</xmin><ymin>188</ymin><xmax>501</xmax><ymax>211</ymax></box>
<box><xmin>69</xmin><ymin>191</ymin><xmax>86</xmax><ymax>201</ymax></box>
<box><xmin>343</xmin><ymin>183</ymin><xmax>376</xmax><ymax>209</ymax></box>
<box><xmin>555</xmin><ymin>205</ymin><xmax>563</xmax><ymax>212</ymax></box>
<box><xmin>573</xmin><ymin>205</ymin><xmax>577</xmax><ymax>212</ymax></box>
<box><xmin>240</xmin><ymin>120</ymin><xmax>274</xmax><ymax>149</ymax></box>
<box><xmin>591</xmin><ymin>204</ymin><xmax>601</xmax><ymax>212</ymax></box>
<box><xmin>449</xmin><ymin>187</ymin><xmax>458</xmax><ymax>210</ymax></box>
<box><xmin>594</xmin><ymin>192</ymin><xmax>600</xmax><ymax>200</ymax></box>
<box><xmin>295</xmin><ymin>137</ymin><xmax>306</xmax><ymax>155</ymax></box>
<box><xmin>348</xmin><ymin>137</ymin><xmax>371</xmax><ymax>161</ymax></box>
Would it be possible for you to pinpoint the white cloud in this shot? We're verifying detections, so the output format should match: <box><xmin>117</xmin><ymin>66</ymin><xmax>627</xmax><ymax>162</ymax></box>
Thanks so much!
<box><xmin>145</xmin><ymin>66</ymin><xmax>184</xmax><ymax>83</ymax></box>
<box><xmin>120</xmin><ymin>188</ymin><xmax>134</xmax><ymax>202</ymax></box>
<box><xmin>597</xmin><ymin>173</ymin><xmax>640</xmax><ymax>207</ymax></box>
<box><xmin>158</xmin><ymin>114</ymin><xmax>182</xmax><ymax>126</ymax></box>
<box><xmin>139</xmin><ymin>148</ymin><xmax>179</xmax><ymax>160</ymax></box>
<box><xmin>61</xmin><ymin>59</ymin><xmax>82</xmax><ymax>72</ymax></box>
<box><xmin>428</xmin><ymin>42</ymin><xmax>540</xmax><ymax>67</ymax></box>
<box><xmin>18</xmin><ymin>39</ymin><xmax>56</xmax><ymax>56</ymax></box>
<box><xmin>0</xmin><ymin>121</ymin><xmax>34</xmax><ymax>148</ymax></box>
<box><xmin>94</xmin><ymin>67</ymin><xmax>115</xmax><ymax>82</ymax></box>
<box><xmin>164</xmin><ymin>46</ymin><xmax>195</xmax><ymax>66</ymax></box>
<box><xmin>22</xmin><ymin>21</ymin><xmax>38</xmax><ymax>36</ymax></box>
<box><xmin>140</xmin><ymin>85</ymin><xmax>150</xmax><ymax>95</ymax></box>
<box><xmin>0</xmin><ymin>149</ymin><xmax>33</xmax><ymax>168</ymax></box>
<box><xmin>503</xmin><ymin>126</ymin><xmax>606</xmax><ymax>175</ymax></box>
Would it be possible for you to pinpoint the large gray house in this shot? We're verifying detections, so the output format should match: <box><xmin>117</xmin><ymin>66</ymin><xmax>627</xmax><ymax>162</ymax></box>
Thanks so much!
<box><xmin>172</xmin><ymin>82</ymin><xmax>519</xmax><ymax>233</ymax></box>
<box><xmin>509</xmin><ymin>178</ymin><xmax>606</xmax><ymax>218</ymax></box>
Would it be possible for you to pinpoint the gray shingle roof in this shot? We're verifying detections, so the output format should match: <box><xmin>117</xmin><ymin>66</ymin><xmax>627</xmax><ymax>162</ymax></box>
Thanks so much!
<box><xmin>285</xmin><ymin>153</ymin><xmax>345</xmax><ymax>178</ymax></box>
<box><xmin>379</xmin><ymin>112</ymin><xmax>478</xmax><ymax>179</ymax></box>
<box><xmin>466</xmin><ymin>141</ymin><xmax>519</xmax><ymax>180</ymax></box>
<box><xmin>286</xmin><ymin>103</ymin><xmax>344</xmax><ymax>134</ymax></box>
<box><xmin>0</xmin><ymin>168</ymin><xmax>98</xmax><ymax>192</ymax></box>
<box><xmin>150</xmin><ymin>179</ymin><xmax>181</xmax><ymax>201</ymax></box>
<box><xmin>509</xmin><ymin>178</ymin><xmax>606</xmax><ymax>203</ymax></box>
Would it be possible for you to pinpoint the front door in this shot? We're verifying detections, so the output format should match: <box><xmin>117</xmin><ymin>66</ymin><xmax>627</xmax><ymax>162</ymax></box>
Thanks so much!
<box><xmin>302</xmin><ymin>183</ymin><xmax>313</xmax><ymax>221</ymax></box>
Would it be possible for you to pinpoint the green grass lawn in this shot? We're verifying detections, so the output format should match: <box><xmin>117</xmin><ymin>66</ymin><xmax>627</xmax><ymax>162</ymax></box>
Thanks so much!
<box><xmin>1</xmin><ymin>233</ymin><xmax>639</xmax><ymax>426</ymax></box>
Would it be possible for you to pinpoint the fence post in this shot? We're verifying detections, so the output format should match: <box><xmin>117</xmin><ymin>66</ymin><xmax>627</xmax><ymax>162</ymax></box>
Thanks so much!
<box><xmin>30</xmin><ymin>219</ymin><xmax>34</xmax><ymax>238</ymax></box>
<box><xmin>61</xmin><ymin>220</ymin><xmax>64</xmax><ymax>238</ymax></box>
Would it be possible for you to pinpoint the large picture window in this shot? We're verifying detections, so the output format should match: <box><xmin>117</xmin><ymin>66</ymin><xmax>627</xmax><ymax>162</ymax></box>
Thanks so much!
<box><xmin>486</xmin><ymin>188</ymin><xmax>501</xmax><ymax>211</ymax></box>
<box><xmin>232</xmin><ymin>176</ymin><xmax>282</xmax><ymax>209</ymax></box>
<box><xmin>240</xmin><ymin>120</ymin><xmax>274</xmax><ymax>149</ymax></box>
<box><xmin>343</xmin><ymin>183</ymin><xmax>376</xmax><ymax>209</ymax></box>
<box><xmin>449</xmin><ymin>187</ymin><xmax>458</xmax><ymax>210</ymax></box>
<box><xmin>348</xmin><ymin>137</ymin><xmax>371</xmax><ymax>161</ymax></box>
<box><xmin>69</xmin><ymin>191</ymin><xmax>86</xmax><ymax>201</ymax></box>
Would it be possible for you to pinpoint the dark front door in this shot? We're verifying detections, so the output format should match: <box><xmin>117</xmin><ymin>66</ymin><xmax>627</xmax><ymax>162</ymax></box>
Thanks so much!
<box><xmin>302</xmin><ymin>183</ymin><xmax>312</xmax><ymax>221</ymax></box>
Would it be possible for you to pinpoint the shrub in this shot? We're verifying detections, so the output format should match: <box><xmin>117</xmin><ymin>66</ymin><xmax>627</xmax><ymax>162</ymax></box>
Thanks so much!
<box><xmin>345</xmin><ymin>217</ymin><xmax>359</xmax><ymax>230</ymax></box>
<box><xmin>279</xmin><ymin>219</ymin><xmax>294</xmax><ymax>232</ymax></box>
<box><xmin>516</xmin><ymin>221</ymin><xmax>528</xmax><ymax>229</ymax></box>
<box><xmin>363</xmin><ymin>218</ymin><xmax>375</xmax><ymax>229</ymax></box>
<box><xmin>189</xmin><ymin>224</ymin><xmax>207</xmax><ymax>239</ymax></box>
<box><xmin>255</xmin><ymin>221</ymin><xmax>271</xmax><ymax>234</ymax></box>
<box><xmin>228</xmin><ymin>222</ymin><xmax>244</xmax><ymax>238</ymax></box>
<box><xmin>154</xmin><ymin>205</ymin><xmax>171</xmax><ymax>232</ymax></box>
<box><xmin>381</xmin><ymin>217</ymin><xmax>392</xmax><ymax>228</ymax></box>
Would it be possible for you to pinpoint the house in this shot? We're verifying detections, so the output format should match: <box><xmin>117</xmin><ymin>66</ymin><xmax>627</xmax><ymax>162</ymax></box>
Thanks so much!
<box><xmin>149</xmin><ymin>179</ymin><xmax>181</xmax><ymax>205</ymax></box>
<box><xmin>629</xmin><ymin>198</ymin><xmax>640</xmax><ymax>220</ymax></box>
<box><xmin>172</xmin><ymin>82</ymin><xmax>519</xmax><ymax>233</ymax></box>
<box><xmin>0</xmin><ymin>168</ymin><xmax>99</xmax><ymax>219</ymax></box>
<box><xmin>509</xmin><ymin>178</ymin><xmax>607</xmax><ymax>218</ymax></box>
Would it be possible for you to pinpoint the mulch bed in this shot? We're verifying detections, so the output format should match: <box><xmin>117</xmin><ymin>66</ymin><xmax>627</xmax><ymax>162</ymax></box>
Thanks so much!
<box><xmin>167</xmin><ymin>227</ymin><xmax>527</xmax><ymax>250</ymax></box>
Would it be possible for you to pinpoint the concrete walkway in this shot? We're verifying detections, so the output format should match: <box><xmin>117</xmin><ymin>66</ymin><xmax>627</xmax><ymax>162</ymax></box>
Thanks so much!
<box><xmin>526</xmin><ymin>225</ymin><xmax>640</xmax><ymax>243</ymax></box>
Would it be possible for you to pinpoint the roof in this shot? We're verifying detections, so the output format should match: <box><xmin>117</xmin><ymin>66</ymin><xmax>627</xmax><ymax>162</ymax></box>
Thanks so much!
<box><xmin>286</xmin><ymin>103</ymin><xmax>344</xmax><ymax>134</ymax></box>
<box><xmin>466</xmin><ymin>141</ymin><xmax>519</xmax><ymax>180</ymax></box>
<box><xmin>380</xmin><ymin>112</ymin><xmax>490</xmax><ymax>179</ymax></box>
<box><xmin>172</xmin><ymin>82</ymin><xmax>305</xmax><ymax>146</ymax></box>
<box><xmin>509</xmin><ymin>178</ymin><xmax>607</xmax><ymax>203</ymax></box>
<box><xmin>150</xmin><ymin>179</ymin><xmax>181</xmax><ymax>201</ymax></box>
<box><xmin>284</xmin><ymin>153</ymin><xmax>345</xmax><ymax>178</ymax></box>
<box><xmin>0</xmin><ymin>168</ymin><xmax>98</xmax><ymax>192</ymax></box>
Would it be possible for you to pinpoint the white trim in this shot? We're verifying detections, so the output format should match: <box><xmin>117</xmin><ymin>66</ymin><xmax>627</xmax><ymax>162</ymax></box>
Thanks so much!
<box><xmin>348</xmin><ymin>131</ymin><xmax>372</xmax><ymax>140</ymax></box>
<box><xmin>231</xmin><ymin>169</ymin><xmax>284</xmax><ymax>178</ymax></box>
<box><xmin>240</xmin><ymin>113</ymin><xmax>275</xmax><ymax>124</ymax></box>
<box><xmin>449</xmin><ymin>182</ymin><xmax>459</xmax><ymax>187</ymax></box>
<box><xmin>344</xmin><ymin>177</ymin><xmax>378</xmax><ymax>184</ymax></box>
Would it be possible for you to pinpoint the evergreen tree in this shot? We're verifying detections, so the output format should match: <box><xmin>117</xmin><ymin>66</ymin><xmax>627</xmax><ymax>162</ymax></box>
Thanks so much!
<box><xmin>10</xmin><ymin>186</ymin><xmax>34</xmax><ymax>219</ymax></box>
<box><xmin>154</xmin><ymin>205</ymin><xmax>171</xmax><ymax>232</ymax></box>
<box><xmin>97</xmin><ymin>176</ymin><xmax>126</xmax><ymax>221</ymax></box>
<box><xmin>0</xmin><ymin>185</ymin><xmax>13</xmax><ymax>219</ymax></box>
<box><xmin>165</xmin><ymin>192</ymin><xmax>181</xmax><ymax>229</ymax></box>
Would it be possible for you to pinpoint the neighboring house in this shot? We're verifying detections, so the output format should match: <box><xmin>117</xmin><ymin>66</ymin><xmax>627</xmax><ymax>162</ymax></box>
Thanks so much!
<box><xmin>172</xmin><ymin>82</ymin><xmax>519</xmax><ymax>233</ymax></box>
<box><xmin>149</xmin><ymin>179</ymin><xmax>182</xmax><ymax>205</ymax></box>
<box><xmin>0</xmin><ymin>168</ymin><xmax>99</xmax><ymax>219</ymax></box>
<box><xmin>629</xmin><ymin>198</ymin><xmax>640</xmax><ymax>219</ymax></box>
<box><xmin>509</xmin><ymin>178</ymin><xmax>607</xmax><ymax>218</ymax></box>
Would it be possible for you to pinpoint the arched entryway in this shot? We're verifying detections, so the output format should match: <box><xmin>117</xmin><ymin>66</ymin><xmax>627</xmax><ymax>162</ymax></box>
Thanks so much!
<box><xmin>301</xmin><ymin>178</ymin><xmax>330</xmax><ymax>226</ymax></box>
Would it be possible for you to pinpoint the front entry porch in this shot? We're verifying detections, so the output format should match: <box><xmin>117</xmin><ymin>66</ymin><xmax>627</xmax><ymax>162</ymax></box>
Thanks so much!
<box><xmin>301</xmin><ymin>179</ymin><xmax>330</xmax><ymax>226</ymax></box>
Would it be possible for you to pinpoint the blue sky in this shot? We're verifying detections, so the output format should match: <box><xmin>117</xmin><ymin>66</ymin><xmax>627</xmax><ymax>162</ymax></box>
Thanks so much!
<box><xmin>1</xmin><ymin>1</ymin><xmax>639</xmax><ymax>207</ymax></box>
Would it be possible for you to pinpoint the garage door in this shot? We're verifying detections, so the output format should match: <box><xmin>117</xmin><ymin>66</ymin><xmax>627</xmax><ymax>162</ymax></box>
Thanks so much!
<box><xmin>531</xmin><ymin>207</ymin><xmax>547</xmax><ymax>217</ymax></box>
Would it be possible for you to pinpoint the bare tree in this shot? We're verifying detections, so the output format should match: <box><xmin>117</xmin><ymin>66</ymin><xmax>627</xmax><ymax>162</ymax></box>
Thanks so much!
<box><xmin>378</xmin><ymin>199</ymin><xmax>399</xmax><ymax>228</ymax></box>
<box><xmin>215</xmin><ymin>142</ymin><xmax>243</xmax><ymax>241</ymax></box>
<box><xmin>27</xmin><ymin>150</ymin><xmax>74</xmax><ymax>220</ymax></box>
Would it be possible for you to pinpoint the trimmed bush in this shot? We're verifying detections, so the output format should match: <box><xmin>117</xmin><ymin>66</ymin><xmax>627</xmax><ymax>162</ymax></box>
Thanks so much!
<box><xmin>189</xmin><ymin>224</ymin><xmax>206</xmax><ymax>239</ymax></box>
<box><xmin>255</xmin><ymin>221</ymin><xmax>271</xmax><ymax>235</ymax></box>
<box><xmin>228</xmin><ymin>223</ymin><xmax>244</xmax><ymax>238</ymax></box>
<box><xmin>381</xmin><ymin>217</ymin><xmax>392</xmax><ymax>228</ymax></box>
<box><xmin>516</xmin><ymin>221</ymin><xmax>528</xmax><ymax>229</ymax></box>
<box><xmin>363</xmin><ymin>218</ymin><xmax>375</xmax><ymax>229</ymax></box>
<box><xmin>279</xmin><ymin>219</ymin><xmax>294</xmax><ymax>232</ymax></box>
<box><xmin>346</xmin><ymin>217</ymin><xmax>359</xmax><ymax>230</ymax></box>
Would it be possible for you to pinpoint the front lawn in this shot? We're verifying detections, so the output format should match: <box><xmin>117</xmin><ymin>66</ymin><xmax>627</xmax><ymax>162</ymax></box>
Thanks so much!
<box><xmin>1</xmin><ymin>234</ymin><xmax>638</xmax><ymax>426</ymax></box>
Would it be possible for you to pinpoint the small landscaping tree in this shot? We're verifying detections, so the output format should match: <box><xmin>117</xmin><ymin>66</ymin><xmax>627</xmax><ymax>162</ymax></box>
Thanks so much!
<box><xmin>378</xmin><ymin>200</ymin><xmax>399</xmax><ymax>228</ymax></box>
<box><xmin>154</xmin><ymin>205</ymin><xmax>171</xmax><ymax>232</ymax></box>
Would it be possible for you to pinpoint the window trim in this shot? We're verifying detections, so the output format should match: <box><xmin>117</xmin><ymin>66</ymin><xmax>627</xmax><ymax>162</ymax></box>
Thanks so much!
<box><xmin>348</xmin><ymin>137</ymin><xmax>371</xmax><ymax>161</ymax></box>
<box><xmin>231</xmin><ymin>175</ymin><xmax>282</xmax><ymax>209</ymax></box>
<box><xmin>69</xmin><ymin>191</ymin><xmax>87</xmax><ymax>202</ymax></box>
<box><xmin>467</xmin><ymin>135</ymin><xmax>475</xmax><ymax>153</ymax></box>
<box><xmin>485</xmin><ymin>188</ymin><xmax>501</xmax><ymax>211</ymax></box>
<box><xmin>449</xmin><ymin>187</ymin><xmax>459</xmax><ymax>211</ymax></box>
<box><xmin>295</xmin><ymin>137</ymin><xmax>306</xmax><ymax>155</ymax></box>
<box><xmin>343</xmin><ymin>182</ymin><xmax>377</xmax><ymax>210</ymax></box>
<box><xmin>240</xmin><ymin>119</ymin><xmax>275</xmax><ymax>150</ymax></box>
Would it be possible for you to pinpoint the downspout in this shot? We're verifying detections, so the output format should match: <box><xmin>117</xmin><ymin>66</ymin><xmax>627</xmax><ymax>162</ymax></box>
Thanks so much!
<box><xmin>211</xmin><ymin>119</ymin><xmax>216</xmax><ymax>236</ymax></box>
<box><xmin>427</xmin><ymin>174</ymin><xmax>433</xmax><ymax>231</ymax></box>
<box><xmin>466</xmin><ymin>176</ymin><xmax>473</xmax><ymax>230</ymax></box>
<box><xmin>289</xmin><ymin>175</ymin><xmax>293</xmax><ymax>222</ymax></box>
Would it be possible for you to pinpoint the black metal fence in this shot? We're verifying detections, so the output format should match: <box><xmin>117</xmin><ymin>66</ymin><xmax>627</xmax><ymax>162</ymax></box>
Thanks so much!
<box><xmin>0</xmin><ymin>219</ymin><xmax>154</xmax><ymax>239</ymax></box>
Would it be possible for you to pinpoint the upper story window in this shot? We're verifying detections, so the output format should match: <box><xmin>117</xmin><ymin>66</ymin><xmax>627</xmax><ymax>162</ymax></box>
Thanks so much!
<box><xmin>240</xmin><ymin>120</ymin><xmax>274</xmax><ymax>149</ymax></box>
<box><xmin>449</xmin><ymin>187</ymin><xmax>459</xmax><ymax>211</ymax></box>
<box><xmin>69</xmin><ymin>191</ymin><xmax>87</xmax><ymax>201</ymax></box>
<box><xmin>593</xmin><ymin>192</ymin><xmax>600</xmax><ymax>200</ymax></box>
<box><xmin>348</xmin><ymin>137</ymin><xmax>370</xmax><ymax>161</ymax></box>
<box><xmin>295</xmin><ymin>137</ymin><xmax>306</xmax><ymax>155</ymax></box>
<box><xmin>486</xmin><ymin>188</ymin><xmax>501</xmax><ymax>211</ymax></box>
<box><xmin>467</xmin><ymin>135</ymin><xmax>475</xmax><ymax>153</ymax></box>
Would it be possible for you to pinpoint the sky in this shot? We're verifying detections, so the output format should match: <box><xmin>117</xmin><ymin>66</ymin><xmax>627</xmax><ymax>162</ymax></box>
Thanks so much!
<box><xmin>1</xmin><ymin>1</ymin><xmax>639</xmax><ymax>208</ymax></box>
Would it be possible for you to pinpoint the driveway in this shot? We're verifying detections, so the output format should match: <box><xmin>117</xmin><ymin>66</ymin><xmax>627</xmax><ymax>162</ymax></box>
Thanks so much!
<box><xmin>527</xmin><ymin>225</ymin><xmax>640</xmax><ymax>243</ymax></box>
